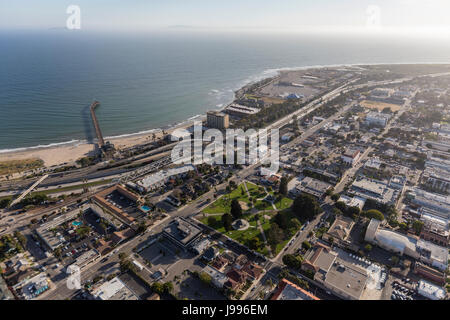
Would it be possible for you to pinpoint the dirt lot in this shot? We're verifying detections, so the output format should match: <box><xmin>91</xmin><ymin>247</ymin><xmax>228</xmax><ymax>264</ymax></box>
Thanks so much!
<box><xmin>361</xmin><ymin>100</ymin><xmax>403</xmax><ymax>112</ymax></box>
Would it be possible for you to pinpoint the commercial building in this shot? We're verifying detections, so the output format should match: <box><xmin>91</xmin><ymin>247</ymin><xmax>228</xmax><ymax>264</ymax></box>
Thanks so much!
<box><xmin>407</xmin><ymin>188</ymin><xmax>450</xmax><ymax>219</ymax></box>
<box><xmin>36</xmin><ymin>207</ymin><xmax>83</xmax><ymax>251</ymax></box>
<box><xmin>301</xmin><ymin>243</ymin><xmax>368</xmax><ymax>300</ymax></box>
<box><xmin>420</xmin><ymin>216</ymin><xmax>449</xmax><ymax>247</ymax></box>
<box><xmin>323</xmin><ymin>216</ymin><xmax>354</xmax><ymax>243</ymax></box>
<box><xmin>349</xmin><ymin>177</ymin><xmax>399</xmax><ymax>205</ymax></box>
<box><xmin>341</xmin><ymin>148</ymin><xmax>362</xmax><ymax>166</ymax></box>
<box><xmin>417</xmin><ymin>279</ymin><xmax>446</xmax><ymax>300</ymax></box>
<box><xmin>365</xmin><ymin>219</ymin><xmax>448</xmax><ymax>271</ymax></box>
<box><xmin>91</xmin><ymin>276</ymin><xmax>139</xmax><ymax>300</ymax></box>
<box><xmin>422</xmin><ymin>138</ymin><xmax>450</xmax><ymax>152</ymax></box>
<box><xmin>191</xmin><ymin>238</ymin><xmax>211</xmax><ymax>255</ymax></box>
<box><xmin>206</xmin><ymin>111</ymin><xmax>229</xmax><ymax>130</ymax></box>
<box><xmin>90</xmin><ymin>185</ymin><xmax>142</xmax><ymax>227</ymax></box>
<box><xmin>365</xmin><ymin>112</ymin><xmax>391</xmax><ymax>127</ymax></box>
<box><xmin>338</xmin><ymin>195</ymin><xmax>366</xmax><ymax>210</ymax></box>
<box><xmin>364</xmin><ymin>157</ymin><xmax>382</xmax><ymax>170</ymax></box>
<box><xmin>162</xmin><ymin>217</ymin><xmax>202</xmax><ymax>251</ymax></box>
<box><xmin>224</xmin><ymin>104</ymin><xmax>260</xmax><ymax>118</ymax></box>
<box><xmin>289</xmin><ymin>176</ymin><xmax>333</xmax><ymax>199</ymax></box>
<box><xmin>202</xmin><ymin>265</ymin><xmax>227</xmax><ymax>289</ymax></box>
<box><xmin>271</xmin><ymin>279</ymin><xmax>320</xmax><ymax>300</ymax></box>
<box><xmin>388</xmin><ymin>175</ymin><xmax>407</xmax><ymax>192</ymax></box>
<box><xmin>67</xmin><ymin>249</ymin><xmax>101</xmax><ymax>273</ymax></box>
<box><xmin>422</xmin><ymin>166</ymin><xmax>450</xmax><ymax>194</ymax></box>
<box><xmin>136</xmin><ymin>164</ymin><xmax>196</xmax><ymax>193</ymax></box>
<box><xmin>13</xmin><ymin>272</ymin><xmax>50</xmax><ymax>300</ymax></box>
<box><xmin>413</xmin><ymin>262</ymin><xmax>446</xmax><ymax>286</ymax></box>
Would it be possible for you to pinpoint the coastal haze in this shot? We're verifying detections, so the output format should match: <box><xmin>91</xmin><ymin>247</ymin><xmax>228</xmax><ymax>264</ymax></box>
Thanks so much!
<box><xmin>2</xmin><ymin>31</ymin><xmax>450</xmax><ymax>151</ymax></box>
<box><xmin>1</xmin><ymin>0</ymin><xmax>450</xmax><ymax>307</ymax></box>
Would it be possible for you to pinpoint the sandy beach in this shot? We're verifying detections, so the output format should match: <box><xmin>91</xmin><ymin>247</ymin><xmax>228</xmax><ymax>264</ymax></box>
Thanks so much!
<box><xmin>0</xmin><ymin>116</ymin><xmax>205</xmax><ymax>169</ymax></box>
<box><xmin>0</xmin><ymin>132</ymin><xmax>164</xmax><ymax>168</ymax></box>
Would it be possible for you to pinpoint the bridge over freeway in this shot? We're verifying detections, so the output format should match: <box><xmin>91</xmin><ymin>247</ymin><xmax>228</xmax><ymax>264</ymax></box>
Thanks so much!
<box><xmin>9</xmin><ymin>174</ymin><xmax>49</xmax><ymax>207</ymax></box>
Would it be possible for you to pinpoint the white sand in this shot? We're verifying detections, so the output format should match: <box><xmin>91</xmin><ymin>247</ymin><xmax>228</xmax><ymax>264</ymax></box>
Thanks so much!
<box><xmin>0</xmin><ymin>119</ymin><xmax>199</xmax><ymax>169</ymax></box>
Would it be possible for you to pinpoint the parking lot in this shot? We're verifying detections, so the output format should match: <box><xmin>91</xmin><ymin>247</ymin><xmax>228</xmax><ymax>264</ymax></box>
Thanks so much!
<box><xmin>175</xmin><ymin>272</ymin><xmax>226</xmax><ymax>300</ymax></box>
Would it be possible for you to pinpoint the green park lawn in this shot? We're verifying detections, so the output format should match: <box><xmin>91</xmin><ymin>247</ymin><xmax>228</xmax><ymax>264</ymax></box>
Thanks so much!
<box><xmin>199</xmin><ymin>182</ymin><xmax>300</xmax><ymax>257</ymax></box>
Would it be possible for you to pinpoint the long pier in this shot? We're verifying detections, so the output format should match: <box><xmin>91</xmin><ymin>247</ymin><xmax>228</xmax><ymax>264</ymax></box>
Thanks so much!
<box><xmin>90</xmin><ymin>100</ymin><xmax>105</xmax><ymax>148</ymax></box>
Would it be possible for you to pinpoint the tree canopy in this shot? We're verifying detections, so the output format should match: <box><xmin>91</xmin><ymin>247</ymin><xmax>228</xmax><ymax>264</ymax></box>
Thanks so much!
<box><xmin>291</xmin><ymin>194</ymin><xmax>322</xmax><ymax>222</ymax></box>
<box><xmin>230</xmin><ymin>199</ymin><xmax>243</xmax><ymax>219</ymax></box>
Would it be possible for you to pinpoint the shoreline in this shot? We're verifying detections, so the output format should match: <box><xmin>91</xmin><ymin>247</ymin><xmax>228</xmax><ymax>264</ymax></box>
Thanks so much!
<box><xmin>1</xmin><ymin>62</ymin><xmax>449</xmax><ymax>168</ymax></box>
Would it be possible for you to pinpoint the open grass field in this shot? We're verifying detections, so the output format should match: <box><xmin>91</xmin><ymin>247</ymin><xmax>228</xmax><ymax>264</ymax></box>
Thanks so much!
<box><xmin>361</xmin><ymin>100</ymin><xmax>403</xmax><ymax>112</ymax></box>
<box><xmin>244</xmin><ymin>94</ymin><xmax>285</xmax><ymax>105</ymax></box>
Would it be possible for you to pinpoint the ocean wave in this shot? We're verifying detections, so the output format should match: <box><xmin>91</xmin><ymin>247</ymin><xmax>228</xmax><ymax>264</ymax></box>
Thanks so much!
<box><xmin>3</xmin><ymin>61</ymin><xmax>447</xmax><ymax>154</ymax></box>
<box><xmin>0</xmin><ymin>139</ymin><xmax>82</xmax><ymax>154</ymax></box>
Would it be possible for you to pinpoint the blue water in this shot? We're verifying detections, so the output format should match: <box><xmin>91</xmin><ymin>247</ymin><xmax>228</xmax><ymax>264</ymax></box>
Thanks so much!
<box><xmin>141</xmin><ymin>205</ymin><xmax>151</xmax><ymax>212</ymax></box>
<box><xmin>1</xmin><ymin>30</ymin><xmax>450</xmax><ymax>151</ymax></box>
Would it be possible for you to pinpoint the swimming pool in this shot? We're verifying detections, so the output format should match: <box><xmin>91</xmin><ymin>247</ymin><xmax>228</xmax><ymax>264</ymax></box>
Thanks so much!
<box><xmin>140</xmin><ymin>206</ymin><xmax>151</xmax><ymax>212</ymax></box>
<box><xmin>72</xmin><ymin>221</ymin><xmax>82</xmax><ymax>226</ymax></box>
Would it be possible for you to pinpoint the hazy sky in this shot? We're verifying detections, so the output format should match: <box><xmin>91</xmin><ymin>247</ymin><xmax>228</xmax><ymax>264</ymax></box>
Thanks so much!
<box><xmin>2</xmin><ymin>0</ymin><xmax>450</xmax><ymax>34</ymax></box>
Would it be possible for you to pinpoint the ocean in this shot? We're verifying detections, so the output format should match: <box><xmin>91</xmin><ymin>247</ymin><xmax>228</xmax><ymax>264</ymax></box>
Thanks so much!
<box><xmin>1</xmin><ymin>30</ymin><xmax>450</xmax><ymax>151</ymax></box>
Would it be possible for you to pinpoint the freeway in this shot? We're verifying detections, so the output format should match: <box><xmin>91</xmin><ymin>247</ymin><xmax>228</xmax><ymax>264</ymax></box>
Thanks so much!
<box><xmin>1</xmin><ymin>72</ymin><xmax>438</xmax><ymax>300</ymax></box>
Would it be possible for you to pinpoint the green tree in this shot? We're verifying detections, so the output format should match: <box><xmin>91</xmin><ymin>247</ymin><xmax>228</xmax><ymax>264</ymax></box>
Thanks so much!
<box><xmin>335</xmin><ymin>201</ymin><xmax>347</xmax><ymax>213</ymax></box>
<box><xmin>247</xmin><ymin>237</ymin><xmax>262</xmax><ymax>250</ymax></box>
<box><xmin>230</xmin><ymin>199</ymin><xmax>243</xmax><ymax>219</ymax></box>
<box><xmin>279</xmin><ymin>177</ymin><xmax>288</xmax><ymax>196</ymax></box>
<box><xmin>222</xmin><ymin>213</ymin><xmax>233</xmax><ymax>231</ymax></box>
<box><xmin>290</xmin><ymin>218</ymin><xmax>302</xmax><ymax>230</ymax></box>
<box><xmin>291</xmin><ymin>194</ymin><xmax>322</xmax><ymax>222</ymax></box>
<box><xmin>207</xmin><ymin>216</ymin><xmax>217</xmax><ymax>227</ymax></box>
<box><xmin>151</xmin><ymin>282</ymin><xmax>165</xmax><ymax>295</ymax></box>
<box><xmin>282</xmin><ymin>254</ymin><xmax>303</xmax><ymax>270</ymax></box>
<box><xmin>302</xmin><ymin>241</ymin><xmax>312</xmax><ymax>250</ymax></box>
<box><xmin>274</xmin><ymin>212</ymin><xmax>288</xmax><ymax>229</ymax></box>
<box><xmin>199</xmin><ymin>272</ymin><xmax>212</xmax><ymax>286</ymax></box>
<box><xmin>412</xmin><ymin>220</ymin><xmax>424</xmax><ymax>235</ymax></box>
<box><xmin>364</xmin><ymin>209</ymin><xmax>384</xmax><ymax>221</ymax></box>
<box><xmin>163</xmin><ymin>282</ymin><xmax>174</xmax><ymax>294</ymax></box>
<box><xmin>267</xmin><ymin>223</ymin><xmax>284</xmax><ymax>245</ymax></box>
<box><xmin>364</xmin><ymin>244</ymin><xmax>372</xmax><ymax>252</ymax></box>
<box><xmin>331</xmin><ymin>193</ymin><xmax>340</xmax><ymax>201</ymax></box>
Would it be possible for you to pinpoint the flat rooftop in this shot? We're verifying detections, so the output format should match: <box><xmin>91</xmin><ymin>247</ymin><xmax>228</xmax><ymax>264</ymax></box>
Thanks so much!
<box><xmin>163</xmin><ymin>217</ymin><xmax>202</xmax><ymax>247</ymax></box>
<box><xmin>418</xmin><ymin>279</ymin><xmax>446</xmax><ymax>300</ymax></box>
<box><xmin>350</xmin><ymin>178</ymin><xmax>397</xmax><ymax>204</ymax></box>
<box><xmin>137</xmin><ymin>164</ymin><xmax>195</xmax><ymax>190</ymax></box>
<box><xmin>298</xmin><ymin>176</ymin><xmax>333</xmax><ymax>198</ymax></box>
<box><xmin>323</xmin><ymin>260</ymin><xmax>368</xmax><ymax>300</ymax></box>
<box><xmin>272</xmin><ymin>279</ymin><xmax>320</xmax><ymax>300</ymax></box>
<box><xmin>92</xmin><ymin>277</ymin><xmax>139</xmax><ymax>300</ymax></box>
<box><xmin>416</xmin><ymin>239</ymin><xmax>449</xmax><ymax>266</ymax></box>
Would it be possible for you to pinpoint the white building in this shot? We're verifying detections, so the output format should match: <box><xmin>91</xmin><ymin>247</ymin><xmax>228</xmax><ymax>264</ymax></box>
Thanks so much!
<box><xmin>365</xmin><ymin>112</ymin><xmax>391</xmax><ymax>127</ymax></box>
<box><xmin>202</xmin><ymin>265</ymin><xmax>227</xmax><ymax>289</ymax></box>
<box><xmin>349</xmin><ymin>177</ymin><xmax>398</xmax><ymax>205</ymax></box>
<box><xmin>338</xmin><ymin>195</ymin><xmax>366</xmax><ymax>210</ymax></box>
<box><xmin>136</xmin><ymin>164</ymin><xmax>196</xmax><ymax>193</ymax></box>
<box><xmin>91</xmin><ymin>277</ymin><xmax>139</xmax><ymax>300</ymax></box>
<box><xmin>364</xmin><ymin>157</ymin><xmax>382</xmax><ymax>170</ymax></box>
<box><xmin>365</xmin><ymin>219</ymin><xmax>448</xmax><ymax>271</ymax></box>
<box><xmin>417</xmin><ymin>280</ymin><xmax>446</xmax><ymax>300</ymax></box>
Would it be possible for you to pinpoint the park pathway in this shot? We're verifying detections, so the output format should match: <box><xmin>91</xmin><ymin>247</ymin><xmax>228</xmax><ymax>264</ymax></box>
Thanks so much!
<box><xmin>257</xmin><ymin>220</ymin><xmax>273</xmax><ymax>257</ymax></box>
